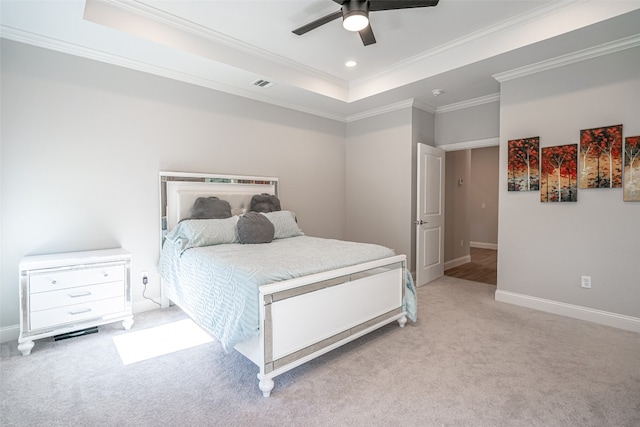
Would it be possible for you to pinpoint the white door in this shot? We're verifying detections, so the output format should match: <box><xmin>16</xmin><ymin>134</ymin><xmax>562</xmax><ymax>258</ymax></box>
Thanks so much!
<box><xmin>416</xmin><ymin>143</ymin><xmax>445</xmax><ymax>286</ymax></box>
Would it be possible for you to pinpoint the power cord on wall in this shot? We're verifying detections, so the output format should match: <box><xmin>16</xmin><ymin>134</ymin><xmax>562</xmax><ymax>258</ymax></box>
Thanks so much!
<box><xmin>142</xmin><ymin>275</ymin><xmax>161</xmax><ymax>307</ymax></box>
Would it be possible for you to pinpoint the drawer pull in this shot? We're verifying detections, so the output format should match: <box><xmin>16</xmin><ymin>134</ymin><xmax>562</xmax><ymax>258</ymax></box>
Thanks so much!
<box><xmin>103</xmin><ymin>273</ymin><xmax>109</xmax><ymax>277</ymax></box>
<box><xmin>69</xmin><ymin>308</ymin><xmax>92</xmax><ymax>316</ymax></box>
<box><xmin>69</xmin><ymin>291</ymin><xmax>92</xmax><ymax>298</ymax></box>
<box><xmin>52</xmin><ymin>280</ymin><xmax>57</xmax><ymax>285</ymax></box>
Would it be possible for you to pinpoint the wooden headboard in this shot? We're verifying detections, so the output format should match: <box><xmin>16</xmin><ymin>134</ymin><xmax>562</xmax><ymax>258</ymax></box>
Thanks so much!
<box><xmin>159</xmin><ymin>172</ymin><xmax>278</xmax><ymax>238</ymax></box>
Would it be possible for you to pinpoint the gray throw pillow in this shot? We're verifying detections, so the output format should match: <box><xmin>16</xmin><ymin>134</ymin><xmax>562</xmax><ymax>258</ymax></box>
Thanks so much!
<box><xmin>237</xmin><ymin>212</ymin><xmax>275</xmax><ymax>244</ymax></box>
<box><xmin>190</xmin><ymin>197</ymin><xmax>232</xmax><ymax>219</ymax></box>
<box><xmin>249</xmin><ymin>193</ymin><xmax>281</xmax><ymax>213</ymax></box>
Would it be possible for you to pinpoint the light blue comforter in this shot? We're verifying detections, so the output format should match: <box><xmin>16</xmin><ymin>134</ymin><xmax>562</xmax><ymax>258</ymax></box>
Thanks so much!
<box><xmin>158</xmin><ymin>236</ymin><xmax>417</xmax><ymax>351</ymax></box>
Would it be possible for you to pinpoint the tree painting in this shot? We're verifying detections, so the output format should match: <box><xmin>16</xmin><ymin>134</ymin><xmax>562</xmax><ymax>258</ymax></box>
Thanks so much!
<box><xmin>624</xmin><ymin>136</ymin><xmax>640</xmax><ymax>202</ymax></box>
<box><xmin>579</xmin><ymin>124</ymin><xmax>623</xmax><ymax>189</ymax></box>
<box><xmin>508</xmin><ymin>137</ymin><xmax>539</xmax><ymax>191</ymax></box>
<box><xmin>540</xmin><ymin>144</ymin><xmax>578</xmax><ymax>203</ymax></box>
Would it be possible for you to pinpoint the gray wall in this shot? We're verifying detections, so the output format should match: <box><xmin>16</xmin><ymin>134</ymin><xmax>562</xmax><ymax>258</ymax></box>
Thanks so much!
<box><xmin>470</xmin><ymin>146</ymin><xmax>499</xmax><ymax>246</ymax></box>
<box><xmin>0</xmin><ymin>40</ymin><xmax>347</xmax><ymax>331</ymax></box>
<box><xmin>444</xmin><ymin>146</ymin><xmax>500</xmax><ymax>262</ymax></box>
<box><xmin>345</xmin><ymin>108</ymin><xmax>414</xmax><ymax>270</ymax></box>
<box><xmin>437</xmin><ymin>100</ymin><xmax>500</xmax><ymax>262</ymax></box>
<box><xmin>498</xmin><ymin>46</ymin><xmax>640</xmax><ymax>318</ymax></box>
<box><xmin>436</xmin><ymin>101</ymin><xmax>500</xmax><ymax>145</ymax></box>
<box><xmin>444</xmin><ymin>150</ymin><xmax>471</xmax><ymax>263</ymax></box>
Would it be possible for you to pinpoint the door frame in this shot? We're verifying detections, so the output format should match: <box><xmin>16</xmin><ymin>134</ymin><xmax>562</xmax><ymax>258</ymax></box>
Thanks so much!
<box><xmin>426</xmin><ymin>137</ymin><xmax>500</xmax><ymax>280</ymax></box>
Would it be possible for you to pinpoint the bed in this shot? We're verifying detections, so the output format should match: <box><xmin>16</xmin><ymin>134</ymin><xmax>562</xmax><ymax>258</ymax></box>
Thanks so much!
<box><xmin>157</xmin><ymin>172</ymin><xmax>416</xmax><ymax>397</ymax></box>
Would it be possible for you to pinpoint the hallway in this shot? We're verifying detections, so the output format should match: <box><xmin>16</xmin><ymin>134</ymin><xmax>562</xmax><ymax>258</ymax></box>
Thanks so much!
<box><xmin>444</xmin><ymin>247</ymin><xmax>497</xmax><ymax>285</ymax></box>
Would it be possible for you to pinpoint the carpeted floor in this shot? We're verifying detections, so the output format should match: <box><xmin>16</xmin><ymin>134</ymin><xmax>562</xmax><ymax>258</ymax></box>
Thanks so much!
<box><xmin>1</xmin><ymin>276</ymin><xmax>639</xmax><ymax>427</ymax></box>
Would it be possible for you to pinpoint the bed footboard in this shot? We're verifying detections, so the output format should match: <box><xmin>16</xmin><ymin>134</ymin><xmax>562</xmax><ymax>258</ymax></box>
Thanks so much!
<box><xmin>235</xmin><ymin>254</ymin><xmax>407</xmax><ymax>397</ymax></box>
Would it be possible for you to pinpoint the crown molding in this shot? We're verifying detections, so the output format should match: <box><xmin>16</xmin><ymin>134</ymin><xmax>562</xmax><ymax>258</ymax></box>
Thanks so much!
<box><xmin>0</xmin><ymin>26</ymin><xmax>347</xmax><ymax>123</ymax></box>
<box><xmin>412</xmin><ymin>99</ymin><xmax>437</xmax><ymax>115</ymax></box>
<box><xmin>99</xmin><ymin>0</ymin><xmax>346</xmax><ymax>87</ymax></box>
<box><xmin>352</xmin><ymin>1</ymin><xmax>585</xmax><ymax>87</ymax></box>
<box><xmin>437</xmin><ymin>137</ymin><xmax>500</xmax><ymax>152</ymax></box>
<box><xmin>436</xmin><ymin>93</ymin><xmax>500</xmax><ymax>114</ymax></box>
<box><xmin>345</xmin><ymin>98</ymin><xmax>437</xmax><ymax>123</ymax></box>
<box><xmin>345</xmin><ymin>99</ymin><xmax>414</xmax><ymax>123</ymax></box>
<box><xmin>493</xmin><ymin>34</ymin><xmax>640</xmax><ymax>83</ymax></box>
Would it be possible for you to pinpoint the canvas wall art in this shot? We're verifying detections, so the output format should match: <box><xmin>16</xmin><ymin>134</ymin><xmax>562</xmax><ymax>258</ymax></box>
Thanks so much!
<box><xmin>579</xmin><ymin>124</ymin><xmax>623</xmax><ymax>189</ymax></box>
<box><xmin>508</xmin><ymin>137</ymin><xmax>540</xmax><ymax>191</ymax></box>
<box><xmin>541</xmin><ymin>144</ymin><xmax>578</xmax><ymax>203</ymax></box>
<box><xmin>624</xmin><ymin>135</ymin><xmax>640</xmax><ymax>201</ymax></box>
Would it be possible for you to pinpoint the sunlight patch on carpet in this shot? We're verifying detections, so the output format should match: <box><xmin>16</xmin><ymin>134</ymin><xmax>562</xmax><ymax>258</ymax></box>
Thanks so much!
<box><xmin>113</xmin><ymin>318</ymin><xmax>213</xmax><ymax>365</ymax></box>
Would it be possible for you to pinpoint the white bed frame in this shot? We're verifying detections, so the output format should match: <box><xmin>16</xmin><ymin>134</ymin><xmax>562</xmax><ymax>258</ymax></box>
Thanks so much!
<box><xmin>159</xmin><ymin>172</ymin><xmax>408</xmax><ymax>397</ymax></box>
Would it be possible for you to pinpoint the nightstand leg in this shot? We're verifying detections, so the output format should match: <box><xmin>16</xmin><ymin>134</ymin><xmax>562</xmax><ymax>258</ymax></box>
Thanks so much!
<box><xmin>122</xmin><ymin>317</ymin><xmax>134</xmax><ymax>330</ymax></box>
<box><xmin>18</xmin><ymin>340</ymin><xmax>34</xmax><ymax>356</ymax></box>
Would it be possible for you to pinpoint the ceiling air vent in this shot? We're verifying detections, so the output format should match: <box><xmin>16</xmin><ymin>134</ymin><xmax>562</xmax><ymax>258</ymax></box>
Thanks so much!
<box><xmin>252</xmin><ymin>79</ymin><xmax>274</xmax><ymax>89</ymax></box>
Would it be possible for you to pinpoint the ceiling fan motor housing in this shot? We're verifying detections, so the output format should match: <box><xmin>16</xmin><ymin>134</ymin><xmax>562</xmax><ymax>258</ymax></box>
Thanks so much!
<box><xmin>342</xmin><ymin>1</ymin><xmax>369</xmax><ymax>32</ymax></box>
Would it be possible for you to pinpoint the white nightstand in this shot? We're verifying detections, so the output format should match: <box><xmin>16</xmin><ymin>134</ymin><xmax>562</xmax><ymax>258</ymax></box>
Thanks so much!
<box><xmin>18</xmin><ymin>248</ymin><xmax>133</xmax><ymax>356</ymax></box>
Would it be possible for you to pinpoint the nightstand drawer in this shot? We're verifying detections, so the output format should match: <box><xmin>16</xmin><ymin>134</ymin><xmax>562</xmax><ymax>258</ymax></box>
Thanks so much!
<box><xmin>30</xmin><ymin>281</ymin><xmax>125</xmax><ymax>312</ymax></box>
<box><xmin>30</xmin><ymin>297</ymin><xmax>125</xmax><ymax>331</ymax></box>
<box><xmin>30</xmin><ymin>264</ymin><xmax>125</xmax><ymax>293</ymax></box>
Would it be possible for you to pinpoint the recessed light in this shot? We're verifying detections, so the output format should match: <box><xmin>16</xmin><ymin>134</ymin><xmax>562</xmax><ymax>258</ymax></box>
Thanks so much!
<box><xmin>345</xmin><ymin>60</ymin><xmax>357</xmax><ymax>68</ymax></box>
<box><xmin>432</xmin><ymin>89</ymin><xmax>444</xmax><ymax>97</ymax></box>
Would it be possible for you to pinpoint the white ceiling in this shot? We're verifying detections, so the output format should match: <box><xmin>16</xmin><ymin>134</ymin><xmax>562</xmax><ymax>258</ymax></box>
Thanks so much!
<box><xmin>2</xmin><ymin>0</ymin><xmax>640</xmax><ymax>121</ymax></box>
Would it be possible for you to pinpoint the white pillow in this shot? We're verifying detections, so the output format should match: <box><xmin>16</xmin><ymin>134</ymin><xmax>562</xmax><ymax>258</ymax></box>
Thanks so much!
<box><xmin>262</xmin><ymin>211</ymin><xmax>304</xmax><ymax>239</ymax></box>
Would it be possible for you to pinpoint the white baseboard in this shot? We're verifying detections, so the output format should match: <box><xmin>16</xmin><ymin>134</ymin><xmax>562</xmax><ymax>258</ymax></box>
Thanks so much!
<box><xmin>445</xmin><ymin>255</ymin><xmax>471</xmax><ymax>270</ymax></box>
<box><xmin>495</xmin><ymin>290</ymin><xmax>640</xmax><ymax>333</ymax></box>
<box><xmin>0</xmin><ymin>325</ymin><xmax>20</xmax><ymax>344</ymax></box>
<box><xmin>470</xmin><ymin>241</ymin><xmax>498</xmax><ymax>250</ymax></box>
<box><xmin>134</xmin><ymin>299</ymin><xmax>163</xmax><ymax>313</ymax></box>
<box><xmin>0</xmin><ymin>300</ymin><xmax>163</xmax><ymax>344</ymax></box>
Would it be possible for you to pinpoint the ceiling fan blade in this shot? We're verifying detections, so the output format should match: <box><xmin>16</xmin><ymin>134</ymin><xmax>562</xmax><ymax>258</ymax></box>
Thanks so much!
<box><xmin>292</xmin><ymin>10</ymin><xmax>343</xmax><ymax>35</ymax></box>
<box><xmin>369</xmin><ymin>0</ymin><xmax>439</xmax><ymax>11</ymax></box>
<box><xmin>359</xmin><ymin>25</ymin><xmax>376</xmax><ymax>46</ymax></box>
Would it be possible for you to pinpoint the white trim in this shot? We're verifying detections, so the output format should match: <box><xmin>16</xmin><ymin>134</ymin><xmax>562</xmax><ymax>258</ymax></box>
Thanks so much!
<box><xmin>350</xmin><ymin>1</ymin><xmax>584</xmax><ymax>88</ymax></box>
<box><xmin>100</xmin><ymin>0</ymin><xmax>344</xmax><ymax>86</ymax></box>
<box><xmin>436</xmin><ymin>93</ymin><xmax>500</xmax><ymax>114</ymax></box>
<box><xmin>0</xmin><ymin>325</ymin><xmax>20</xmax><ymax>344</ymax></box>
<box><xmin>495</xmin><ymin>290</ymin><xmax>640</xmax><ymax>333</ymax></box>
<box><xmin>470</xmin><ymin>242</ymin><xmax>498</xmax><ymax>250</ymax></box>
<box><xmin>0</xmin><ymin>26</ymin><xmax>348</xmax><ymax>123</ymax></box>
<box><xmin>133</xmin><ymin>300</ymin><xmax>162</xmax><ymax>314</ymax></box>
<box><xmin>412</xmin><ymin>99</ymin><xmax>437</xmax><ymax>115</ymax></box>
<box><xmin>437</xmin><ymin>137</ymin><xmax>500</xmax><ymax>152</ymax></box>
<box><xmin>345</xmin><ymin>99</ymin><xmax>414</xmax><ymax>123</ymax></box>
<box><xmin>493</xmin><ymin>34</ymin><xmax>640</xmax><ymax>83</ymax></box>
<box><xmin>346</xmin><ymin>98</ymin><xmax>438</xmax><ymax>123</ymax></box>
<box><xmin>444</xmin><ymin>255</ymin><xmax>471</xmax><ymax>271</ymax></box>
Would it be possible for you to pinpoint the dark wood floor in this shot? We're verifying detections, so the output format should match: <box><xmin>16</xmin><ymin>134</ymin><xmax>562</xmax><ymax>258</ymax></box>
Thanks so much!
<box><xmin>444</xmin><ymin>247</ymin><xmax>497</xmax><ymax>285</ymax></box>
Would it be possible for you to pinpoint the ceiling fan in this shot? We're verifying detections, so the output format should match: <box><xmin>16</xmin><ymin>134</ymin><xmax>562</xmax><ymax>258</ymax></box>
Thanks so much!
<box><xmin>292</xmin><ymin>0</ymin><xmax>440</xmax><ymax>46</ymax></box>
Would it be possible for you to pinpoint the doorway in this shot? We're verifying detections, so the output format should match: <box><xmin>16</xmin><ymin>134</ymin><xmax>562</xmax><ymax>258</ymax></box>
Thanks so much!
<box><xmin>442</xmin><ymin>145</ymin><xmax>499</xmax><ymax>286</ymax></box>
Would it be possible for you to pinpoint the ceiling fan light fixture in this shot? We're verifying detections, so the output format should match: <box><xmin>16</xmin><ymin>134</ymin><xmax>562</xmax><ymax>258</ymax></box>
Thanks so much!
<box><xmin>343</xmin><ymin>12</ymin><xmax>368</xmax><ymax>31</ymax></box>
<box><xmin>342</xmin><ymin>1</ymin><xmax>369</xmax><ymax>32</ymax></box>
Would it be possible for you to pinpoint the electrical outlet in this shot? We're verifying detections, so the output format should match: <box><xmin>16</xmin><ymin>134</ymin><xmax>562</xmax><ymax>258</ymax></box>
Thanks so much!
<box><xmin>141</xmin><ymin>271</ymin><xmax>149</xmax><ymax>285</ymax></box>
<box><xmin>581</xmin><ymin>275</ymin><xmax>591</xmax><ymax>289</ymax></box>
<box><xmin>460</xmin><ymin>240</ymin><xmax>464</xmax><ymax>247</ymax></box>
